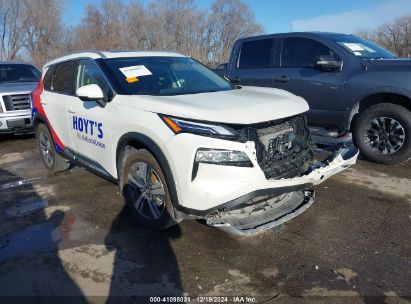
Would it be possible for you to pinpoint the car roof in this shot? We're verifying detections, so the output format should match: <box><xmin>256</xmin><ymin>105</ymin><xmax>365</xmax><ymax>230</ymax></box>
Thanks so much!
<box><xmin>0</xmin><ymin>60</ymin><xmax>35</xmax><ymax>65</ymax></box>
<box><xmin>238</xmin><ymin>31</ymin><xmax>353</xmax><ymax>42</ymax></box>
<box><xmin>44</xmin><ymin>50</ymin><xmax>187</xmax><ymax>68</ymax></box>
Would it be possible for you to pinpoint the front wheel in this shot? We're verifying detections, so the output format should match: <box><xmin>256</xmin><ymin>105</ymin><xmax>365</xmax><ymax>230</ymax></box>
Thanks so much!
<box><xmin>353</xmin><ymin>103</ymin><xmax>411</xmax><ymax>164</ymax></box>
<box><xmin>121</xmin><ymin>148</ymin><xmax>178</xmax><ymax>230</ymax></box>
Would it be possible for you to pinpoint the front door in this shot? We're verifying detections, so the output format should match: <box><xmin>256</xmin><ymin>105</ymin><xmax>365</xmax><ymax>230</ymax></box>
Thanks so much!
<box><xmin>273</xmin><ymin>37</ymin><xmax>345</xmax><ymax>125</ymax></box>
<box><xmin>67</xmin><ymin>59</ymin><xmax>114</xmax><ymax>176</ymax></box>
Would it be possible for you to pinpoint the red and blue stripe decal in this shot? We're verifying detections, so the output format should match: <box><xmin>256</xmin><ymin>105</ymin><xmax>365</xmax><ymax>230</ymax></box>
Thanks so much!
<box><xmin>31</xmin><ymin>79</ymin><xmax>66</xmax><ymax>153</ymax></box>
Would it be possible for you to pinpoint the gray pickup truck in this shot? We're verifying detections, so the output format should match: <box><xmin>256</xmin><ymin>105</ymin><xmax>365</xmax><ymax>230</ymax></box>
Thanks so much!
<box><xmin>0</xmin><ymin>61</ymin><xmax>40</xmax><ymax>134</ymax></box>
<box><xmin>220</xmin><ymin>32</ymin><xmax>411</xmax><ymax>164</ymax></box>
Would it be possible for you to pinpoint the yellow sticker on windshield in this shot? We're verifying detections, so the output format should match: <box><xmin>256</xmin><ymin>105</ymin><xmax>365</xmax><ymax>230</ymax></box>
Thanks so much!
<box><xmin>126</xmin><ymin>77</ymin><xmax>139</xmax><ymax>83</ymax></box>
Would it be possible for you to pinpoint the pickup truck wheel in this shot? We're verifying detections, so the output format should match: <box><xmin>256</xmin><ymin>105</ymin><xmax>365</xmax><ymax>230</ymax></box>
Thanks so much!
<box><xmin>353</xmin><ymin>103</ymin><xmax>411</xmax><ymax>164</ymax></box>
<box><xmin>35</xmin><ymin>123</ymin><xmax>70</xmax><ymax>172</ymax></box>
<box><xmin>121</xmin><ymin>148</ymin><xmax>178</xmax><ymax>230</ymax></box>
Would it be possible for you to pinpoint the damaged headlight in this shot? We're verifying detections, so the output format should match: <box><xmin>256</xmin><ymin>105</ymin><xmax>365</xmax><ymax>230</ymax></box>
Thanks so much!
<box><xmin>195</xmin><ymin>148</ymin><xmax>253</xmax><ymax>167</ymax></box>
<box><xmin>192</xmin><ymin>148</ymin><xmax>253</xmax><ymax>180</ymax></box>
<box><xmin>159</xmin><ymin>115</ymin><xmax>238</xmax><ymax>139</ymax></box>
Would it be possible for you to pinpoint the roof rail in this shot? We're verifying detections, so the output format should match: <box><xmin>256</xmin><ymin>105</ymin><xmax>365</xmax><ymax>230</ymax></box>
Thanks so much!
<box><xmin>105</xmin><ymin>49</ymin><xmax>179</xmax><ymax>54</ymax></box>
<box><xmin>70</xmin><ymin>50</ymin><xmax>107</xmax><ymax>58</ymax></box>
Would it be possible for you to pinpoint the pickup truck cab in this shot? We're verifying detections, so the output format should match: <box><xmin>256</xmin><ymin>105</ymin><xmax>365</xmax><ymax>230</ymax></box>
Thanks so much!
<box><xmin>0</xmin><ymin>61</ymin><xmax>40</xmax><ymax>134</ymax></box>
<box><xmin>32</xmin><ymin>51</ymin><xmax>357</xmax><ymax>236</ymax></box>
<box><xmin>225</xmin><ymin>32</ymin><xmax>411</xmax><ymax>164</ymax></box>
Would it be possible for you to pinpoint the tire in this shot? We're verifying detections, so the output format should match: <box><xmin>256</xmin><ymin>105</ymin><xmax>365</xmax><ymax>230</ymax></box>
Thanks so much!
<box><xmin>35</xmin><ymin>123</ymin><xmax>70</xmax><ymax>172</ymax></box>
<box><xmin>353</xmin><ymin>103</ymin><xmax>411</xmax><ymax>164</ymax></box>
<box><xmin>121</xmin><ymin>148</ymin><xmax>178</xmax><ymax>230</ymax></box>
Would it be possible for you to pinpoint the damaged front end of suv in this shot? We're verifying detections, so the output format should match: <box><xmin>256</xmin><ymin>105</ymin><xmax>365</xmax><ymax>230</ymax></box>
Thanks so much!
<box><xmin>34</xmin><ymin>52</ymin><xmax>357</xmax><ymax>235</ymax></box>
<box><xmin>170</xmin><ymin>114</ymin><xmax>358</xmax><ymax>236</ymax></box>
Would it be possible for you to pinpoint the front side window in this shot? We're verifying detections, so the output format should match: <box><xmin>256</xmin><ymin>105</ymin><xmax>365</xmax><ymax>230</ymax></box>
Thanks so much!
<box><xmin>103</xmin><ymin>56</ymin><xmax>233</xmax><ymax>96</ymax></box>
<box><xmin>281</xmin><ymin>37</ymin><xmax>338</xmax><ymax>68</ymax></box>
<box><xmin>0</xmin><ymin>64</ymin><xmax>40</xmax><ymax>83</ymax></box>
<box><xmin>53</xmin><ymin>61</ymin><xmax>78</xmax><ymax>95</ymax></box>
<box><xmin>76</xmin><ymin>60</ymin><xmax>111</xmax><ymax>99</ymax></box>
<box><xmin>238</xmin><ymin>39</ymin><xmax>274</xmax><ymax>69</ymax></box>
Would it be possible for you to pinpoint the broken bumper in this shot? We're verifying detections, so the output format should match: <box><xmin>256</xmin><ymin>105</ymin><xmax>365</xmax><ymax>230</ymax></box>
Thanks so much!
<box><xmin>202</xmin><ymin>144</ymin><xmax>358</xmax><ymax>236</ymax></box>
<box><xmin>206</xmin><ymin>190</ymin><xmax>315</xmax><ymax>236</ymax></box>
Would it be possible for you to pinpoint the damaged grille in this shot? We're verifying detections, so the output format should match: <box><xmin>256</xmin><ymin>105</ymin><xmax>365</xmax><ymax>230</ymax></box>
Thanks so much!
<box><xmin>233</xmin><ymin>115</ymin><xmax>313</xmax><ymax>179</ymax></box>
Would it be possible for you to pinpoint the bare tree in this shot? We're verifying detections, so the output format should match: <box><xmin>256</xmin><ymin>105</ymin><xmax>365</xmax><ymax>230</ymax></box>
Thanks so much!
<box><xmin>124</xmin><ymin>1</ymin><xmax>151</xmax><ymax>50</ymax></box>
<box><xmin>23</xmin><ymin>0</ymin><xmax>66</xmax><ymax>67</ymax></box>
<box><xmin>357</xmin><ymin>14</ymin><xmax>411</xmax><ymax>58</ymax></box>
<box><xmin>0</xmin><ymin>0</ymin><xmax>27</xmax><ymax>60</ymax></box>
<box><xmin>72</xmin><ymin>0</ymin><xmax>262</xmax><ymax>65</ymax></box>
<box><xmin>146</xmin><ymin>0</ymin><xmax>197</xmax><ymax>51</ymax></box>
<box><xmin>209</xmin><ymin>0</ymin><xmax>263</xmax><ymax>64</ymax></box>
<box><xmin>0</xmin><ymin>0</ymin><xmax>263</xmax><ymax>66</ymax></box>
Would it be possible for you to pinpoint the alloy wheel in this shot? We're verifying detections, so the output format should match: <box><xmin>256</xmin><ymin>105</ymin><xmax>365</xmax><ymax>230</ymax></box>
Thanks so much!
<box><xmin>39</xmin><ymin>130</ymin><xmax>54</xmax><ymax>166</ymax></box>
<box><xmin>363</xmin><ymin>116</ymin><xmax>406</xmax><ymax>155</ymax></box>
<box><xmin>127</xmin><ymin>162</ymin><xmax>166</xmax><ymax>221</ymax></box>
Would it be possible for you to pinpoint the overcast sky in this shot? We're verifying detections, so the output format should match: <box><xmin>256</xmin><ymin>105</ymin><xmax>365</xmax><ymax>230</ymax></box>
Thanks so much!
<box><xmin>66</xmin><ymin>0</ymin><xmax>411</xmax><ymax>34</ymax></box>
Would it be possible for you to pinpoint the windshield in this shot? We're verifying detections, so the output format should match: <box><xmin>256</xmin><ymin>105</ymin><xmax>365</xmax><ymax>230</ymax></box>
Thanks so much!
<box><xmin>330</xmin><ymin>34</ymin><xmax>396</xmax><ymax>59</ymax></box>
<box><xmin>103</xmin><ymin>56</ymin><xmax>233</xmax><ymax>96</ymax></box>
<box><xmin>0</xmin><ymin>64</ymin><xmax>41</xmax><ymax>83</ymax></box>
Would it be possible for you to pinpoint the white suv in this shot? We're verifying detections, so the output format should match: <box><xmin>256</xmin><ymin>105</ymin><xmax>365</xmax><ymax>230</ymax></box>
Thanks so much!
<box><xmin>32</xmin><ymin>51</ymin><xmax>358</xmax><ymax>236</ymax></box>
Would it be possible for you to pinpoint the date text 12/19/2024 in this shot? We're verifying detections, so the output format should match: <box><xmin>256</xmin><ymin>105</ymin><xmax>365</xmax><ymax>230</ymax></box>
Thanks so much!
<box><xmin>149</xmin><ymin>296</ymin><xmax>257</xmax><ymax>303</ymax></box>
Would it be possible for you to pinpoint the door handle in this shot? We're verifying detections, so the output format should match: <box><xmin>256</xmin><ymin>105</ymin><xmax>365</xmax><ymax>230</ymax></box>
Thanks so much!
<box><xmin>230</xmin><ymin>76</ymin><xmax>241</xmax><ymax>84</ymax></box>
<box><xmin>274</xmin><ymin>75</ymin><xmax>290</xmax><ymax>83</ymax></box>
<box><xmin>68</xmin><ymin>106</ymin><xmax>76</xmax><ymax>114</ymax></box>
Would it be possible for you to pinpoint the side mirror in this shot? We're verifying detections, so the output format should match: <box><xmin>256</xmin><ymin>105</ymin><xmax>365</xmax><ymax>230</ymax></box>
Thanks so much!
<box><xmin>76</xmin><ymin>84</ymin><xmax>106</xmax><ymax>107</ymax></box>
<box><xmin>315</xmin><ymin>55</ymin><xmax>342</xmax><ymax>71</ymax></box>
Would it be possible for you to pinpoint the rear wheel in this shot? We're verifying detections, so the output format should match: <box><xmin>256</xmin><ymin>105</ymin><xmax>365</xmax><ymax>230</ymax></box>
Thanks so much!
<box><xmin>121</xmin><ymin>148</ymin><xmax>178</xmax><ymax>230</ymax></box>
<box><xmin>353</xmin><ymin>103</ymin><xmax>411</xmax><ymax>164</ymax></box>
<box><xmin>35</xmin><ymin>123</ymin><xmax>69</xmax><ymax>172</ymax></box>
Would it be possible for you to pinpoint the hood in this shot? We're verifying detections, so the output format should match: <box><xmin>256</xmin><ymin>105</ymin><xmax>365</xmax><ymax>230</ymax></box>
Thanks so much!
<box><xmin>125</xmin><ymin>86</ymin><xmax>309</xmax><ymax>125</ymax></box>
<box><xmin>0</xmin><ymin>82</ymin><xmax>38</xmax><ymax>94</ymax></box>
<box><xmin>367</xmin><ymin>58</ymin><xmax>411</xmax><ymax>68</ymax></box>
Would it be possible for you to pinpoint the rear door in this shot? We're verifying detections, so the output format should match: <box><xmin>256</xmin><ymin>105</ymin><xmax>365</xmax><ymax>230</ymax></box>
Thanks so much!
<box><xmin>41</xmin><ymin>60</ymin><xmax>78</xmax><ymax>150</ymax></box>
<box><xmin>273</xmin><ymin>37</ymin><xmax>345</xmax><ymax>122</ymax></box>
<box><xmin>67</xmin><ymin>59</ymin><xmax>114</xmax><ymax>176</ymax></box>
<box><xmin>227</xmin><ymin>38</ymin><xmax>277</xmax><ymax>87</ymax></box>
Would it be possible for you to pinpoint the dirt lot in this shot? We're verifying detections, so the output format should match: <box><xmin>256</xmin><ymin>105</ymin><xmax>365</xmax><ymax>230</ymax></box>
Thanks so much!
<box><xmin>0</xmin><ymin>134</ymin><xmax>410</xmax><ymax>304</ymax></box>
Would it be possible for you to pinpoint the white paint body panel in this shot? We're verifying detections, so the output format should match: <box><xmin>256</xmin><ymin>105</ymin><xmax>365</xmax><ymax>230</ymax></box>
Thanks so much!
<box><xmin>164</xmin><ymin>132</ymin><xmax>356</xmax><ymax>210</ymax></box>
<box><xmin>122</xmin><ymin>86</ymin><xmax>309</xmax><ymax>124</ymax></box>
<box><xmin>41</xmin><ymin>90</ymin><xmax>74</xmax><ymax>148</ymax></box>
<box><xmin>40</xmin><ymin>51</ymin><xmax>358</xmax><ymax>214</ymax></box>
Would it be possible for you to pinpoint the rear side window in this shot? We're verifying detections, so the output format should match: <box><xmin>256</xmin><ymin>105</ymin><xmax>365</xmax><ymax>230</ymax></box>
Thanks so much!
<box><xmin>281</xmin><ymin>37</ymin><xmax>338</xmax><ymax>68</ymax></box>
<box><xmin>238</xmin><ymin>39</ymin><xmax>274</xmax><ymax>69</ymax></box>
<box><xmin>53</xmin><ymin>61</ymin><xmax>78</xmax><ymax>95</ymax></box>
<box><xmin>43</xmin><ymin>66</ymin><xmax>55</xmax><ymax>91</ymax></box>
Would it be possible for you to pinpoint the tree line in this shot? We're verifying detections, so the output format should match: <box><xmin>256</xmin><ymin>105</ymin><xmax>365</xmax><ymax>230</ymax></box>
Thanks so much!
<box><xmin>2</xmin><ymin>0</ymin><xmax>410</xmax><ymax>69</ymax></box>
<box><xmin>0</xmin><ymin>0</ymin><xmax>262</xmax><ymax>68</ymax></box>
<box><xmin>357</xmin><ymin>14</ymin><xmax>411</xmax><ymax>58</ymax></box>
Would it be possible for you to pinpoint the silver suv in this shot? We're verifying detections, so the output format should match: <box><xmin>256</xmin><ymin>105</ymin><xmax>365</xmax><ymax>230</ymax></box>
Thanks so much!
<box><xmin>0</xmin><ymin>61</ymin><xmax>40</xmax><ymax>134</ymax></box>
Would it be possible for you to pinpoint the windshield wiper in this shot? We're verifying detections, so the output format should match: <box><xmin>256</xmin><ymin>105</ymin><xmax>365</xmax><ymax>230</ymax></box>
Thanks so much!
<box><xmin>369</xmin><ymin>56</ymin><xmax>396</xmax><ymax>60</ymax></box>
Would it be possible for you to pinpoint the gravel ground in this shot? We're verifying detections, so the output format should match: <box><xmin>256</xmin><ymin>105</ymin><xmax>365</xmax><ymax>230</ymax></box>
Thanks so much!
<box><xmin>0</xmin><ymin>134</ymin><xmax>410</xmax><ymax>304</ymax></box>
